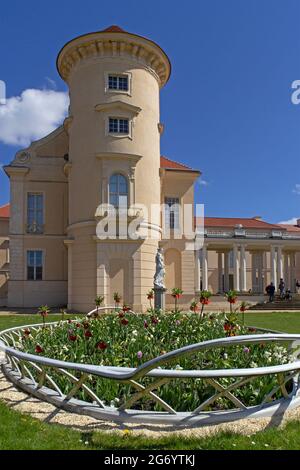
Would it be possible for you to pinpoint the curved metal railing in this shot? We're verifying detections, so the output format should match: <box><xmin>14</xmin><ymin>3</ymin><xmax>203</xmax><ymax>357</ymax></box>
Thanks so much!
<box><xmin>1</xmin><ymin>320</ymin><xmax>300</xmax><ymax>426</ymax></box>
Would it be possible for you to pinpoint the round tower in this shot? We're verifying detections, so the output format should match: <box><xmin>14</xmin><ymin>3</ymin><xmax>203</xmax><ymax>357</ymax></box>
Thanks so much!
<box><xmin>57</xmin><ymin>26</ymin><xmax>171</xmax><ymax>311</ymax></box>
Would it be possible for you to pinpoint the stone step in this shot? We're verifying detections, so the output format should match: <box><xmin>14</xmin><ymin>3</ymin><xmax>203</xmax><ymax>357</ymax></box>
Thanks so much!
<box><xmin>250</xmin><ymin>301</ymin><xmax>300</xmax><ymax>310</ymax></box>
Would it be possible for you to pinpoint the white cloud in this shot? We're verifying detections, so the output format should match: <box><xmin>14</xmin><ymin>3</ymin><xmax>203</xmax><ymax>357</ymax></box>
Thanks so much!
<box><xmin>278</xmin><ymin>217</ymin><xmax>298</xmax><ymax>225</ymax></box>
<box><xmin>199</xmin><ymin>179</ymin><xmax>209</xmax><ymax>186</ymax></box>
<box><xmin>293</xmin><ymin>184</ymin><xmax>300</xmax><ymax>195</ymax></box>
<box><xmin>0</xmin><ymin>88</ymin><xmax>69</xmax><ymax>147</ymax></box>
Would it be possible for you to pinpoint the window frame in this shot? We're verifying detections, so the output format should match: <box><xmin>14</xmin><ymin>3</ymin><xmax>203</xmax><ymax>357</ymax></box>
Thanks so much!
<box><xmin>27</xmin><ymin>250</ymin><xmax>44</xmax><ymax>281</ymax></box>
<box><xmin>165</xmin><ymin>197</ymin><xmax>180</xmax><ymax>230</ymax></box>
<box><xmin>104</xmin><ymin>72</ymin><xmax>132</xmax><ymax>96</ymax></box>
<box><xmin>109</xmin><ymin>173</ymin><xmax>129</xmax><ymax>209</ymax></box>
<box><xmin>26</xmin><ymin>192</ymin><xmax>44</xmax><ymax>234</ymax></box>
<box><xmin>107</xmin><ymin>116</ymin><xmax>132</xmax><ymax>139</ymax></box>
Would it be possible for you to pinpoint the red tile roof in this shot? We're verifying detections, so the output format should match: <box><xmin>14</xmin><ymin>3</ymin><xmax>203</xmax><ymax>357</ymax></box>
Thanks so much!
<box><xmin>102</xmin><ymin>25</ymin><xmax>126</xmax><ymax>33</ymax></box>
<box><xmin>278</xmin><ymin>224</ymin><xmax>300</xmax><ymax>232</ymax></box>
<box><xmin>199</xmin><ymin>217</ymin><xmax>282</xmax><ymax>230</ymax></box>
<box><xmin>0</xmin><ymin>204</ymin><xmax>10</xmax><ymax>218</ymax></box>
<box><xmin>160</xmin><ymin>156</ymin><xmax>193</xmax><ymax>170</ymax></box>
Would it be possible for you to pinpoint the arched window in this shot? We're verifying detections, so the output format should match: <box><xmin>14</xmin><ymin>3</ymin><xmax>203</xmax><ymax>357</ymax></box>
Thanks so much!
<box><xmin>109</xmin><ymin>174</ymin><xmax>128</xmax><ymax>208</ymax></box>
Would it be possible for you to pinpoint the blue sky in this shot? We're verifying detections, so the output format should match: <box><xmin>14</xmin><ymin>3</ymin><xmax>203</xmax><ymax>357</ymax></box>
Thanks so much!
<box><xmin>0</xmin><ymin>0</ymin><xmax>300</xmax><ymax>223</ymax></box>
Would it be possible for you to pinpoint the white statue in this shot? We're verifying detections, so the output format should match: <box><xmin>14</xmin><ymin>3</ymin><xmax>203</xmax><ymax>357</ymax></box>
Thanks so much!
<box><xmin>154</xmin><ymin>248</ymin><xmax>165</xmax><ymax>289</ymax></box>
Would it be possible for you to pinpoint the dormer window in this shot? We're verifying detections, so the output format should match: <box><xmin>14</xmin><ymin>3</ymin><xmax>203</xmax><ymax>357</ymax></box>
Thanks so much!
<box><xmin>109</xmin><ymin>118</ymin><xmax>129</xmax><ymax>135</ymax></box>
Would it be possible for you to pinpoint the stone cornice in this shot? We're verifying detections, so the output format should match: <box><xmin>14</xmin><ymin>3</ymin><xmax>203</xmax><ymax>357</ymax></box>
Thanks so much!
<box><xmin>95</xmin><ymin>101</ymin><xmax>141</xmax><ymax>115</ymax></box>
<box><xmin>57</xmin><ymin>31</ymin><xmax>171</xmax><ymax>88</ymax></box>
<box><xmin>95</xmin><ymin>152</ymin><xmax>142</xmax><ymax>163</ymax></box>
<box><xmin>3</xmin><ymin>165</ymin><xmax>30</xmax><ymax>178</ymax></box>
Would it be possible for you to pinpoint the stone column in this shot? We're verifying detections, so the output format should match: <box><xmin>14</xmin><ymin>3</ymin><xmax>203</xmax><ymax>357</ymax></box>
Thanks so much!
<box><xmin>218</xmin><ymin>252</ymin><xmax>223</xmax><ymax>293</ymax></box>
<box><xmin>195</xmin><ymin>250</ymin><xmax>201</xmax><ymax>292</ymax></box>
<box><xmin>64</xmin><ymin>240</ymin><xmax>74</xmax><ymax>310</ymax></box>
<box><xmin>201</xmin><ymin>246</ymin><xmax>208</xmax><ymax>291</ymax></box>
<box><xmin>5</xmin><ymin>166</ymin><xmax>29</xmax><ymax>308</ymax></box>
<box><xmin>277</xmin><ymin>246</ymin><xmax>283</xmax><ymax>284</ymax></box>
<box><xmin>240</xmin><ymin>245</ymin><xmax>247</xmax><ymax>292</ymax></box>
<box><xmin>290</xmin><ymin>252</ymin><xmax>296</xmax><ymax>292</ymax></box>
<box><xmin>271</xmin><ymin>246</ymin><xmax>277</xmax><ymax>289</ymax></box>
<box><xmin>96</xmin><ymin>242</ymin><xmax>108</xmax><ymax>301</ymax></box>
<box><xmin>224</xmin><ymin>251</ymin><xmax>229</xmax><ymax>292</ymax></box>
<box><xmin>284</xmin><ymin>253</ymin><xmax>289</xmax><ymax>287</ymax></box>
<box><xmin>233</xmin><ymin>245</ymin><xmax>240</xmax><ymax>291</ymax></box>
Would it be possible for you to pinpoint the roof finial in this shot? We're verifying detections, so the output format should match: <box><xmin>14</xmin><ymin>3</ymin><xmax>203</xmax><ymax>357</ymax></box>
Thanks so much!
<box><xmin>102</xmin><ymin>25</ymin><xmax>125</xmax><ymax>33</ymax></box>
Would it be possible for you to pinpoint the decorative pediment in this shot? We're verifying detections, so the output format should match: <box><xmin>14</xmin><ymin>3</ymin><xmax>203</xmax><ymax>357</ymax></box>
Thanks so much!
<box><xmin>95</xmin><ymin>101</ymin><xmax>141</xmax><ymax>116</ymax></box>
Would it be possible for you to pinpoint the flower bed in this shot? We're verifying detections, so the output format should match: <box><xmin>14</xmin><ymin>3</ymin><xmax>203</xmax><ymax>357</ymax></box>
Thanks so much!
<box><xmin>14</xmin><ymin>311</ymin><xmax>292</xmax><ymax>412</ymax></box>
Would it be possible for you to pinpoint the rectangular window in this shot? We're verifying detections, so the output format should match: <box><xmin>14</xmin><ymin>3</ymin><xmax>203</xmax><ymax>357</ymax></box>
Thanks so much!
<box><xmin>108</xmin><ymin>75</ymin><xmax>128</xmax><ymax>92</ymax></box>
<box><xmin>109</xmin><ymin>118</ymin><xmax>129</xmax><ymax>134</ymax></box>
<box><xmin>27</xmin><ymin>250</ymin><xmax>43</xmax><ymax>281</ymax></box>
<box><xmin>27</xmin><ymin>193</ymin><xmax>44</xmax><ymax>233</ymax></box>
<box><xmin>165</xmin><ymin>198</ymin><xmax>180</xmax><ymax>230</ymax></box>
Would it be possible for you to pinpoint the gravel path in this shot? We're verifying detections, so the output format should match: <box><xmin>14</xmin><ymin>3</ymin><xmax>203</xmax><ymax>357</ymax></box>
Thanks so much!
<box><xmin>1</xmin><ymin>351</ymin><xmax>300</xmax><ymax>438</ymax></box>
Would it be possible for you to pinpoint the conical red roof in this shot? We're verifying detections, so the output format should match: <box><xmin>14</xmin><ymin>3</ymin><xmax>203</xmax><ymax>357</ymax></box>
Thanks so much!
<box><xmin>102</xmin><ymin>25</ymin><xmax>126</xmax><ymax>33</ymax></box>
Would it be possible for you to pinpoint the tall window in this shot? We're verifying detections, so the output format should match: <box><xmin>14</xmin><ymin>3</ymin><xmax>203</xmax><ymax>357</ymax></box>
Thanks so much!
<box><xmin>108</xmin><ymin>75</ymin><xmax>129</xmax><ymax>91</ymax></box>
<box><xmin>27</xmin><ymin>193</ymin><xmax>44</xmax><ymax>233</ymax></box>
<box><xmin>165</xmin><ymin>197</ymin><xmax>180</xmax><ymax>230</ymax></box>
<box><xmin>27</xmin><ymin>250</ymin><xmax>43</xmax><ymax>281</ymax></box>
<box><xmin>109</xmin><ymin>118</ymin><xmax>129</xmax><ymax>135</ymax></box>
<box><xmin>109</xmin><ymin>174</ymin><xmax>128</xmax><ymax>208</ymax></box>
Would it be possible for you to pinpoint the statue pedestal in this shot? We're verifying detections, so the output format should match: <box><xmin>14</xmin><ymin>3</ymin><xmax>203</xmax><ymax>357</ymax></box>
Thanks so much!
<box><xmin>154</xmin><ymin>287</ymin><xmax>166</xmax><ymax>311</ymax></box>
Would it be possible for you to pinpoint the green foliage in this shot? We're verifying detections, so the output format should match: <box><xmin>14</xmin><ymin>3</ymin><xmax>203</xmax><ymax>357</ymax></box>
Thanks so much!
<box><xmin>225</xmin><ymin>290</ymin><xmax>239</xmax><ymax>312</ymax></box>
<box><xmin>198</xmin><ymin>290</ymin><xmax>213</xmax><ymax>319</ymax></box>
<box><xmin>95</xmin><ymin>296</ymin><xmax>104</xmax><ymax>307</ymax></box>
<box><xmin>171</xmin><ymin>288</ymin><xmax>183</xmax><ymax>313</ymax></box>
<box><xmin>171</xmin><ymin>288</ymin><xmax>183</xmax><ymax>298</ymax></box>
<box><xmin>113</xmin><ymin>292</ymin><xmax>121</xmax><ymax>306</ymax></box>
<box><xmin>37</xmin><ymin>305</ymin><xmax>51</xmax><ymax>327</ymax></box>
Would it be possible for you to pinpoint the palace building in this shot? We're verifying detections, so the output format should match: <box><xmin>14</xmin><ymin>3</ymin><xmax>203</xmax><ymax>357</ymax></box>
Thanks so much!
<box><xmin>1</xmin><ymin>26</ymin><xmax>300</xmax><ymax>311</ymax></box>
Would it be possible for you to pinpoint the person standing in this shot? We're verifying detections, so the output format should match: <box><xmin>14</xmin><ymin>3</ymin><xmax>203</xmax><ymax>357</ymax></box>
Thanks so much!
<box><xmin>278</xmin><ymin>278</ymin><xmax>285</xmax><ymax>300</ymax></box>
<box><xmin>266</xmin><ymin>282</ymin><xmax>276</xmax><ymax>302</ymax></box>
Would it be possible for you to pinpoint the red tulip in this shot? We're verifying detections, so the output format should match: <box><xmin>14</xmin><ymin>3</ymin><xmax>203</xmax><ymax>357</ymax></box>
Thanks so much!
<box><xmin>121</xmin><ymin>318</ymin><xmax>129</xmax><ymax>326</ymax></box>
<box><xmin>151</xmin><ymin>316</ymin><xmax>158</xmax><ymax>325</ymax></box>
<box><xmin>35</xmin><ymin>345</ymin><xmax>43</xmax><ymax>354</ymax></box>
<box><xmin>69</xmin><ymin>334</ymin><xmax>77</xmax><ymax>342</ymax></box>
<box><xmin>96</xmin><ymin>341</ymin><xmax>108</xmax><ymax>351</ymax></box>
<box><xmin>84</xmin><ymin>330</ymin><xmax>93</xmax><ymax>338</ymax></box>
<box><xmin>24</xmin><ymin>328</ymin><xmax>31</xmax><ymax>336</ymax></box>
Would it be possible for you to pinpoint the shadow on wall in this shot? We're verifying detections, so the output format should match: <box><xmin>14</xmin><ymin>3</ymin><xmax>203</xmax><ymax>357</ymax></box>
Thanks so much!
<box><xmin>0</xmin><ymin>278</ymin><xmax>8</xmax><ymax>307</ymax></box>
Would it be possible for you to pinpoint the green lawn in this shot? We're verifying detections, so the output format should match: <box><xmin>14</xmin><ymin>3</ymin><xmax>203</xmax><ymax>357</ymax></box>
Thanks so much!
<box><xmin>245</xmin><ymin>311</ymin><xmax>300</xmax><ymax>333</ymax></box>
<box><xmin>1</xmin><ymin>311</ymin><xmax>300</xmax><ymax>450</ymax></box>
<box><xmin>1</xmin><ymin>398</ymin><xmax>300</xmax><ymax>450</ymax></box>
